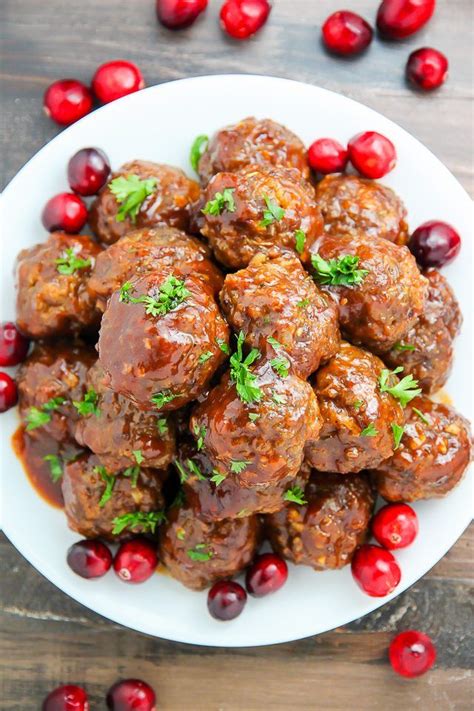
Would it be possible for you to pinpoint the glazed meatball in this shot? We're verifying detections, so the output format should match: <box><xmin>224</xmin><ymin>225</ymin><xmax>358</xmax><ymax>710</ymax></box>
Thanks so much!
<box><xmin>190</xmin><ymin>360</ymin><xmax>321</xmax><ymax>488</ymax></box>
<box><xmin>198</xmin><ymin>116</ymin><xmax>310</xmax><ymax>184</ymax></box>
<box><xmin>98</xmin><ymin>270</ymin><xmax>229</xmax><ymax>410</ymax></box>
<box><xmin>311</xmin><ymin>232</ymin><xmax>428</xmax><ymax>352</ymax></box>
<box><xmin>89</xmin><ymin>160</ymin><xmax>200</xmax><ymax>245</ymax></box>
<box><xmin>17</xmin><ymin>341</ymin><xmax>96</xmax><ymax>445</ymax></box>
<box><xmin>88</xmin><ymin>226</ymin><xmax>223</xmax><ymax>310</ymax></box>
<box><xmin>193</xmin><ymin>165</ymin><xmax>323</xmax><ymax>268</ymax></box>
<box><xmin>266</xmin><ymin>471</ymin><xmax>375</xmax><ymax>570</ymax></box>
<box><xmin>74</xmin><ymin>362</ymin><xmax>176</xmax><ymax>472</ymax></box>
<box><xmin>315</xmin><ymin>174</ymin><xmax>408</xmax><ymax>245</ymax></box>
<box><xmin>382</xmin><ymin>269</ymin><xmax>462</xmax><ymax>393</ymax></box>
<box><xmin>158</xmin><ymin>501</ymin><xmax>260</xmax><ymax>590</ymax></box>
<box><xmin>16</xmin><ymin>232</ymin><xmax>101</xmax><ymax>339</ymax></box>
<box><xmin>220</xmin><ymin>252</ymin><xmax>340</xmax><ymax>378</ymax></box>
<box><xmin>62</xmin><ymin>452</ymin><xmax>166</xmax><ymax>540</ymax></box>
<box><xmin>371</xmin><ymin>396</ymin><xmax>472</xmax><ymax>502</ymax></box>
<box><xmin>305</xmin><ymin>341</ymin><xmax>404</xmax><ymax>474</ymax></box>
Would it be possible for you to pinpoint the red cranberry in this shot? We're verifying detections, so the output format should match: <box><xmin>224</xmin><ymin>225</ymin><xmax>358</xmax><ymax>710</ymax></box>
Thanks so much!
<box><xmin>43</xmin><ymin>80</ymin><xmax>93</xmax><ymax>126</ymax></box>
<box><xmin>322</xmin><ymin>11</ymin><xmax>373</xmax><ymax>56</ymax></box>
<box><xmin>42</xmin><ymin>685</ymin><xmax>89</xmax><ymax>711</ymax></box>
<box><xmin>157</xmin><ymin>0</ymin><xmax>208</xmax><ymax>29</ymax></box>
<box><xmin>377</xmin><ymin>0</ymin><xmax>435</xmax><ymax>39</ymax></box>
<box><xmin>92</xmin><ymin>61</ymin><xmax>145</xmax><ymax>104</ymax></box>
<box><xmin>351</xmin><ymin>544</ymin><xmax>401</xmax><ymax>597</ymax></box>
<box><xmin>308</xmin><ymin>138</ymin><xmax>349</xmax><ymax>174</ymax></box>
<box><xmin>372</xmin><ymin>504</ymin><xmax>419</xmax><ymax>550</ymax></box>
<box><xmin>208</xmin><ymin>580</ymin><xmax>247</xmax><ymax>621</ymax></box>
<box><xmin>106</xmin><ymin>679</ymin><xmax>156</xmax><ymax>711</ymax></box>
<box><xmin>407</xmin><ymin>47</ymin><xmax>448</xmax><ymax>91</ymax></box>
<box><xmin>0</xmin><ymin>372</ymin><xmax>18</xmax><ymax>412</ymax></box>
<box><xmin>67</xmin><ymin>540</ymin><xmax>112</xmax><ymax>579</ymax></box>
<box><xmin>245</xmin><ymin>553</ymin><xmax>288</xmax><ymax>597</ymax></box>
<box><xmin>389</xmin><ymin>630</ymin><xmax>437</xmax><ymax>677</ymax></box>
<box><xmin>220</xmin><ymin>0</ymin><xmax>271</xmax><ymax>40</ymax></box>
<box><xmin>42</xmin><ymin>193</ymin><xmax>88</xmax><ymax>234</ymax></box>
<box><xmin>0</xmin><ymin>322</ymin><xmax>29</xmax><ymax>366</ymax></box>
<box><xmin>348</xmin><ymin>131</ymin><xmax>397</xmax><ymax>178</ymax></box>
<box><xmin>113</xmin><ymin>538</ymin><xmax>158</xmax><ymax>583</ymax></box>
<box><xmin>408</xmin><ymin>220</ymin><xmax>461</xmax><ymax>268</ymax></box>
<box><xmin>67</xmin><ymin>148</ymin><xmax>111</xmax><ymax>196</ymax></box>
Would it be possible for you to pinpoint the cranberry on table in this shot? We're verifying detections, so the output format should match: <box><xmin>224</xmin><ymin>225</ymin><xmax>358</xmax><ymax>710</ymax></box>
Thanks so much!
<box><xmin>351</xmin><ymin>544</ymin><xmax>401</xmax><ymax>597</ymax></box>
<box><xmin>0</xmin><ymin>322</ymin><xmax>29</xmax><ymax>366</ymax></box>
<box><xmin>372</xmin><ymin>504</ymin><xmax>419</xmax><ymax>550</ymax></box>
<box><xmin>246</xmin><ymin>553</ymin><xmax>288</xmax><ymax>597</ymax></box>
<box><xmin>68</xmin><ymin>147</ymin><xmax>111</xmax><ymax>196</ymax></box>
<box><xmin>220</xmin><ymin>0</ymin><xmax>271</xmax><ymax>40</ymax></box>
<box><xmin>308</xmin><ymin>138</ymin><xmax>348</xmax><ymax>174</ymax></box>
<box><xmin>376</xmin><ymin>0</ymin><xmax>436</xmax><ymax>39</ymax></box>
<box><xmin>67</xmin><ymin>540</ymin><xmax>113</xmax><ymax>579</ymax></box>
<box><xmin>106</xmin><ymin>679</ymin><xmax>156</xmax><ymax>711</ymax></box>
<box><xmin>156</xmin><ymin>0</ymin><xmax>208</xmax><ymax>29</ymax></box>
<box><xmin>113</xmin><ymin>538</ymin><xmax>158</xmax><ymax>584</ymax></box>
<box><xmin>389</xmin><ymin>630</ymin><xmax>437</xmax><ymax>677</ymax></box>
<box><xmin>43</xmin><ymin>79</ymin><xmax>93</xmax><ymax>126</ymax></box>
<box><xmin>321</xmin><ymin>11</ymin><xmax>373</xmax><ymax>56</ymax></box>
<box><xmin>408</xmin><ymin>220</ymin><xmax>461</xmax><ymax>268</ymax></box>
<box><xmin>348</xmin><ymin>131</ymin><xmax>397</xmax><ymax>179</ymax></box>
<box><xmin>406</xmin><ymin>47</ymin><xmax>448</xmax><ymax>91</ymax></box>
<box><xmin>42</xmin><ymin>685</ymin><xmax>89</xmax><ymax>711</ymax></box>
<box><xmin>92</xmin><ymin>60</ymin><xmax>145</xmax><ymax>104</ymax></box>
<box><xmin>0</xmin><ymin>372</ymin><xmax>18</xmax><ymax>412</ymax></box>
<box><xmin>41</xmin><ymin>192</ymin><xmax>88</xmax><ymax>234</ymax></box>
<box><xmin>208</xmin><ymin>580</ymin><xmax>247</xmax><ymax>621</ymax></box>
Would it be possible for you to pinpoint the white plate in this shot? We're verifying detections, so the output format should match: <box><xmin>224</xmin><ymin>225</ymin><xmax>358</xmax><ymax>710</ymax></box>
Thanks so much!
<box><xmin>1</xmin><ymin>75</ymin><xmax>472</xmax><ymax>647</ymax></box>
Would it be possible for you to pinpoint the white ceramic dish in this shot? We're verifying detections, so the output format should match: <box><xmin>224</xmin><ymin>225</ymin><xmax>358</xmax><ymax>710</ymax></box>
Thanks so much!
<box><xmin>1</xmin><ymin>75</ymin><xmax>472</xmax><ymax>647</ymax></box>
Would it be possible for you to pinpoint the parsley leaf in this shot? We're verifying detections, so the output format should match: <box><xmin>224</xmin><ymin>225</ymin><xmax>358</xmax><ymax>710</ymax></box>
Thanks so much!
<box><xmin>190</xmin><ymin>134</ymin><xmax>209</xmax><ymax>172</ymax></box>
<box><xmin>412</xmin><ymin>407</ymin><xmax>430</xmax><ymax>425</ymax></box>
<box><xmin>151</xmin><ymin>390</ymin><xmax>178</xmax><ymax>409</ymax></box>
<box><xmin>270</xmin><ymin>355</ymin><xmax>290</xmax><ymax>378</ymax></box>
<box><xmin>175</xmin><ymin>461</ymin><xmax>188</xmax><ymax>483</ymax></box>
<box><xmin>392</xmin><ymin>423</ymin><xmax>405</xmax><ymax>450</ymax></box>
<box><xmin>186</xmin><ymin>458</ymin><xmax>206</xmax><ymax>481</ymax></box>
<box><xmin>156</xmin><ymin>417</ymin><xmax>168</xmax><ymax>435</ymax></box>
<box><xmin>260</xmin><ymin>195</ymin><xmax>285</xmax><ymax>227</ymax></box>
<box><xmin>109</xmin><ymin>174</ymin><xmax>157</xmax><ymax>223</ymax></box>
<box><xmin>119</xmin><ymin>275</ymin><xmax>189</xmax><ymax>317</ymax></box>
<box><xmin>25</xmin><ymin>397</ymin><xmax>66</xmax><ymax>431</ymax></box>
<box><xmin>202</xmin><ymin>188</ymin><xmax>236</xmax><ymax>216</ymax></box>
<box><xmin>132</xmin><ymin>449</ymin><xmax>144</xmax><ymax>465</ymax></box>
<box><xmin>284</xmin><ymin>486</ymin><xmax>307</xmax><ymax>505</ymax></box>
<box><xmin>230</xmin><ymin>459</ymin><xmax>250</xmax><ymax>474</ymax></box>
<box><xmin>229</xmin><ymin>332</ymin><xmax>262</xmax><ymax>404</ymax></box>
<box><xmin>393</xmin><ymin>342</ymin><xmax>416</xmax><ymax>352</ymax></box>
<box><xmin>267</xmin><ymin>336</ymin><xmax>282</xmax><ymax>350</ymax></box>
<box><xmin>187</xmin><ymin>544</ymin><xmax>213</xmax><ymax>562</ymax></box>
<box><xmin>94</xmin><ymin>465</ymin><xmax>116</xmax><ymax>508</ymax></box>
<box><xmin>111</xmin><ymin>510</ymin><xmax>166</xmax><ymax>535</ymax></box>
<box><xmin>311</xmin><ymin>253</ymin><xmax>369</xmax><ymax>287</ymax></box>
<box><xmin>73</xmin><ymin>389</ymin><xmax>100</xmax><ymax>417</ymax></box>
<box><xmin>296</xmin><ymin>298</ymin><xmax>311</xmax><ymax>309</ymax></box>
<box><xmin>43</xmin><ymin>454</ymin><xmax>63</xmax><ymax>483</ymax></box>
<box><xmin>248</xmin><ymin>412</ymin><xmax>260</xmax><ymax>422</ymax></box>
<box><xmin>55</xmin><ymin>247</ymin><xmax>91</xmax><ymax>275</ymax></box>
<box><xmin>210</xmin><ymin>470</ymin><xmax>227</xmax><ymax>486</ymax></box>
<box><xmin>272</xmin><ymin>393</ymin><xmax>287</xmax><ymax>405</ymax></box>
<box><xmin>198</xmin><ymin>350</ymin><xmax>213</xmax><ymax>364</ymax></box>
<box><xmin>122</xmin><ymin>465</ymin><xmax>140</xmax><ymax>488</ymax></box>
<box><xmin>353</xmin><ymin>400</ymin><xmax>364</xmax><ymax>410</ymax></box>
<box><xmin>294</xmin><ymin>229</ymin><xmax>306</xmax><ymax>255</ymax></box>
<box><xmin>360</xmin><ymin>423</ymin><xmax>378</xmax><ymax>437</ymax></box>
<box><xmin>193</xmin><ymin>423</ymin><xmax>206</xmax><ymax>451</ymax></box>
<box><xmin>176</xmin><ymin>528</ymin><xmax>186</xmax><ymax>541</ymax></box>
<box><xmin>216</xmin><ymin>338</ymin><xmax>230</xmax><ymax>355</ymax></box>
<box><xmin>379</xmin><ymin>367</ymin><xmax>422</xmax><ymax>407</ymax></box>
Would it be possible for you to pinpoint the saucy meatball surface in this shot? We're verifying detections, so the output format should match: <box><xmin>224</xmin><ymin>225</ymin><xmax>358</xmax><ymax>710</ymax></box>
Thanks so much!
<box><xmin>16</xmin><ymin>232</ymin><xmax>101</xmax><ymax>339</ymax></box>
<box><xmin>266</xmin><ymin>471</ymin><xmax>375</xmax><ymax>570</ymax></box>
<box><xmin>220</xmin><ymin>252</ymin><xmax>340</xmax><ymax>379</ymax></box>
<box><xmin>305</xmin><ymin>341</ymin><xmax>404</xmax><ymax>474</ymax></box>
<box><xmin>193</xmin><ymin>165</ymin><xmax>323</xmax><ymax>268</ymax></box>
<box><xmin>371</xmin><ymin>396</ymin><xmax>472</xmax><ymax>502</ymax></box>
<box><xmin>89</xmin><ymin>160</ymin><xmax>200</xmax><ymax>245</ymax></box>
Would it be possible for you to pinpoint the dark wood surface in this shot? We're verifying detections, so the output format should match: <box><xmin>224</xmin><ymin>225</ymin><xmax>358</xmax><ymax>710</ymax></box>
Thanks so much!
<box><xmin>1</xmin><ymin>1</ymin><xmax>473</xmax><ymax>709</ymax></box>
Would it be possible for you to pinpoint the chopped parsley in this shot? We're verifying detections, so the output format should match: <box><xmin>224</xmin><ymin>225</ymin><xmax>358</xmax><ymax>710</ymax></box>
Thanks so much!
<box><xmin>391</xmin><ymin>423</ymin><xmax>405</xmax><ymax>450</ymax></box>
<box><xmin>190</xmin><ymin>134</ymin><xmax>209</xmax><ymax>172</ymax></box>
<box><xmin>187</xmin><ymin>544</ymin><xmax>213</xmax><ymax>562</ymax></box>
<box><xmin>294</xmin><ymin>229</ymin><xmax>306</xmax><ymax>255</ymax></box>
<box><xmin>119</xmin><ymin>275</ymin><xmax>189</xmax><ymax>317</ymax></box>
<box><xmin>360</xmin><ymin>423</ymin><xmax>378</xmax><ymax>437</ymax></box>
<box><xmin>202</xmin><ymin>188</ymin><xmax>236</xmax><ymax>216</ymax></box>
<box><xmin>122</xmin><ymin>465</ymin><xmax>140</xmax><ymax>488</ymax></box>
<box><xmin>412</xmin><ymin>407</ymin><xmax>430</xmax><ymax>425</ymax></box>
<box><xmin>284</xmin><ymin>486</ymin><xmax>307</xmax><ymax>505</ymax></box>
<box><xmin>248</xmin><ymin>412</ymin><xmax>260</xmax><ymax>423</ymax></box>
<box><xmin>229</xmin><ymin>332</ymin><xmax>262</xmax><ymax>404</ymax></box>
<box><xmin>198</xmin><ymin>350</ymin><xmax>213</xmax><ymax>365</ymax></box>
<box><xmin>176</xmin><ymin>528</ymin><xmax>186</xmax><ymax>541</ymax></box>
<box><xmin>210</xmin><ymin>470</ymin><xmax>227</xmax><ymax>486</ymax></box>
<box><xmin>230</xmin><ymin>459</ymin><xmax>250</xmax><ymax>474</ymax></box>
<box><xmin>175</xmin><ymin>461</ymin><xmax>188</xmax><ymax>483</ymax></box>
<box><xmin>111</xmin><ymin>510</ymin><xmax>166</xmax><ymax>535</ymax></box>
<box><xmin>25</xmin><ymin>397</ymin><xmax>66</xmax><ymax>431</ymax></box>
<box><xmin>55</xmin><ymin>247</ymin><xmax>91</xmax><ymax>275</ymax></box>
<box><xmin>260</xmin><ymin>195</ymin><xmax>285</xmax><ymax>227</ymax></box>
<box><xmin>353</xmin><ymin>400</ymin><xmax>364</xmax><ymax>410</ymax></box>
<box><xmin>151</xmin><ymin>390</ymin><xmax>178</xmax><ymax>409</ymax></box>
<box><xmin>237</xmin><ymin>508</ymin><xmax>250</xmax><ymax>518</ymax></box>
<box><xmin>272</xmin><ymin>393</ymin><xmax>287</xmax><ymax>405</ymax></box>
<box><xmin>132</xmin><ymin>450</ymin><xmax>144</xmax><ymax>465</ymax></box>
<box><xmin>43</xmin><ymin>454</ymin><xmax>63</xmax><ymax>483</ymax></box>
<box><xmin>157</xmin><ymin>417</ymin><xmax>168</xmax><ymax>435</ymax></box>
<box><xmin>296</xmin><ymin>298</ymin><xmax>311</xmax><ymax>309</ymax></box>
<box><xmin>94</xmin><ymin>466</ymin><xmax>116</xmax><ymax>508</ymax></box>
<box><xmin>311</xmin><ymin>253</ymin><xmax>369</xmax><ymax>287</ymax></box>
<box><xmin>216</xmin><ymin>338</ymin><xmax>230</xmax><ymax>355</ymax></box>
<box><xmin>393</xmin><ymin>342</ymin><xmax>416</xmax><ymax>352</ymax></box>
<box><xmin>193</xmin><ymin>423</ymin><xmax>207</xmax><ymax>451</ymax></box>
<box><xmin>109</xmin><ymin>174</ymin><xmax>157</xmax><ymax>222</ymax></box>
<box><xmin>186</xmin><ymin>458</ymin><xmax>206</xmax><ymax>481</ymax></box>
<box><xmin>379</xmin><ymin>367</ymin><xmax>421</xmax><ymax>407</ymax></box>
<box><xmin>267</xmin><ymin>336</ymin><xmax>282</xmax><ymax>350</ymax></box>
<box><xmin>73</xmin><ymin>389</ymin><xmax>100</xmax><ymax>417</ymax></box>
<box><xmin>270</xmin><ymin>355</ymin><xmax>290</xmax><ymax>378</ymax></box>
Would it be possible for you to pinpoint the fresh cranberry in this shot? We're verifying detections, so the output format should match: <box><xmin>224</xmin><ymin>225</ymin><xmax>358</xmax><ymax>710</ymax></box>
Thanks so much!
<box><xmin>308</xmin><ymin>138</ymin><xmax>349</xmax><ymax>174</ymax></box>
<box><xmin>67</xmin><ymin>540</ymin><xmax>112</xmax><ymax>579</ymax></box>
<box><xmin>92</xmin><ymin>61</ymin><xmax>145</xmax><ymax>104</ymax></box>
<box><xmin>43</xmin><ymin>80</ymin><xmax>93</xmax><ymax>126</ymax></box>
<box><xmin>322</xmin><ymin>11</ymin><xmax>373</xmax><ymax>56</ymax></box>
<box><xmin>157</xmin><ymin>0</ymin><xmax>208</xmax><ymax>29</ymax></box>
<box><xmin>406</xmin><ymin>47</ymin><xmax>448</xmax><ymax>91</ymax></box>
<box><xmin>106</xmin><ymin>679</ymin><xmax>156</xmax><ymax>711</ymax></box>
<box><xmin>42</xmin><ymin>685</ymin><xmax>89</xmax><ymax>711</ymax></box>
<box><xmin>408</xmin><ymin>220</ymin><xmax>461</xmax><ymax>268</ymax></box>
<box><xmin>67</xmin><ymin>148</ymin><xmax>111</xmax><ymax>196</ymax></box>
<box><xmin>0</xmin><ymin>372</ymin><xmax>18</xmax><ymax>412</ymax></box>
<box><xmin>0</xmin><ymin>322</ymin><xmax>29</xmax><ymax>366</ymax></box>
<box><xmin>348</xmin><ymin>131</ymin><xmax>397</xmax><ymax>178</ymax></box>
<box><xmin>351</xmin><ymin>544</ymin><xmax>401</xmax><ymax>597</ymax></box>
<box><xmin>245</xmin><ymin>553</ymin><xmax>288</xmax><ymax>597</ymax></box>
<box><xmin>41</xmin><ymin>192</ymin><xmax>88</xmax><ymax>234</ymax></box>
<box><xmin>377</xmin><ymin>0</ymin><xmax>436</xmax><ymax>39</ymax></box>
<box><xmin>372</xmin><ymin>504</ymin><xmax>419</xmax><ymax>550</ymax></box>
<box><xmin>220</xmin><ymin>0</ymin><xmax>271</xmax><ymax>40</ymax></box>
<box><xmin>208</xmin><ymin>580</ymin><xmax>247</xmax><ymax>620</ymax></box>
<box><xmin>113</xmin><ymin>538</ymin><xmax>158</xmax><ymax>583</ymax></box>
<box><xmin>389</xmin><ymin>630</ymin><xmax>437</xmax><ymax>677</ymax></box>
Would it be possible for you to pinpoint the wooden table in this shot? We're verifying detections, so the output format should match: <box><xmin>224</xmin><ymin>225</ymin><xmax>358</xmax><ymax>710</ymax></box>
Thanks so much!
<box><xmin>1</xmin><ymin>1</ymin><xmax>472</xmax><ymax>708</ymax></box>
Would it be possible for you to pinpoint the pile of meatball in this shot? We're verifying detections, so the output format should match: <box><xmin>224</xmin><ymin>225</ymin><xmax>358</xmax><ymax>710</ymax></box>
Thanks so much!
<box><xmin>15</xmin><ymin>116</ymin><xmax>472</xmax><ymax>592</ymax></box>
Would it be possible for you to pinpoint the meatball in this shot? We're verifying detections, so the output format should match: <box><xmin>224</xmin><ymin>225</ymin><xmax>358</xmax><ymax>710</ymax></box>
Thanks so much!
<box><xmin>16</xmin><ymin>232</ymin><xmax>101</xmax><ymax>339</ymax></box>
<box><xmin>315</xmin><ymin>174</ymin><xmax>408</xmax><ymax>245</ymax></box>
<box><xmin>158</xmin><ymin>501</ymin><xmax>260</xmax><ymax>590</ymax></box>
<box><xmin>98</xmin><ymin>270</ymin><xmax>229</xmax><ymax>410</ymax></box>
<box><xmin>74</xmin><ymin>362</ymin><xmax>176</xmax><ymax>472</ymax></box>
<box><xmin>266</xmin><ymin>471</ymin><xmax>375</xmax><ymax>570</ymax></box>
<box><xmin>17</xmin><ymin>341</ymin><xmax>96</xmax><ymax>445</ymax></box>
<box><xmin>198</xmin><ymin>116</ymin><xmax>310</xmax><ymax>184</ymax></box>
<box><xmin>62</xmin><ymin>452</ymin><xmax>166</xmax><ymax>540</ymax></box>
<box><xmin>310</xmin><ymin>232</ymin><xmax>428</xmax><ymax>352</ymax></box>
<box><xmin>193</xmin><ymin>165</ymin><xmax>323</xmax><ymax>268</ymax></box>
<box><xmin>190</xmin><ymin>360</ymin><xmax>321</xmax><ymax>488</ymax></box>
<box><xmin>88</xmin><ymin>226</ymin><xmax>223</xmax><ymax>310</ymax></box>
<box><xmin>371</xmin><ymin>396</ymin><xmax>472</xmax><ymax>502</ymax></box>
<box><xmin>220</xmin><ymin>252</ymin><xmax>340</xmax><ymax>378</ymax></box>
<box><xmin>382</xmin><ymin>269</ymin><xmax>462</xmax><ymax>393</ymax></box>
<box><xmin>305</xmin><ymin>341</ymin><xmax>404</xmax><ymax>474</ymax></box>
<box><xmin>89</xmin><ymin>160</ymin><xmax>200</xmax><ymax>245</ymax></box>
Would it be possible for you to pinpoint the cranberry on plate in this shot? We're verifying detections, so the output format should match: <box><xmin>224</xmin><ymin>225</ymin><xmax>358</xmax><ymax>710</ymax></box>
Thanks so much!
<box><xmin>376</xmin><ymin>0</ymin><xmax>436</xmax><ymax>40</ymax></box>
<box><xmin>113</xmin><ymin>538</ymin><xmax>158</xmax><ymax>583</ymax></box>
<box><xmin>322</xmin><ymin>11</ymin><xmax>373</xmax><ymax>56</ymax></box>
<box><xmin>67</xmin><ymin>540</ymin><xmax>113</xmax><ymax>579</ymax></box>
<box><xmin>372</xmin><ymin>503</ymin><xmax>419</xmax><ymax>550</ymax></box>
<box><xmin>408</xmin><ymin>220</ymin><xmax>461</xmax><ymax>268</ymax></box>
<box><xmin>0</xmin><ymin>372</ymin><xmax>18</xmax><ymax>412</ymax></box>
<box><xmin>41</xmin><ymin>192</ymin><xmax>88</xmax><ymax>234</ymax></box>
<box><xmin>92</xmin><ymin>61</ymin><xmax>145</xmax><ymax>104</ymax></box>
<box><xmin>389</xmin><ymin>630</ymin><xmax>437</xmax><ymax>677</ymax></box>
<box><xmin>42</xmin><ymin>684</ymin><xmax>89</xmax><ymax>711</ymax></box>
<box><xmin>68</xmin><ymin>148</ymin><xmax>111</xmax><ymax>196</ymax></box>
<box><xmin>348</xmin><ymin>131</ymin><xmax>397</xmax><ymax>179</ymax></box>
<box><xmin>351</xmin><ymin>544</ymin><xmax>401</xmax><ymax>597</ymax></box>
<box><xmin>406</xmin><ymin>47</ymin><xmax>448</xmax><ymax>91</ymax></box>
<box><xmin>106</xmin><ymin>679</ymin><xmax>156</xmax><ymax>711</ymax></box>
<box><xmin>220</xmin><ymin>0</ymin><xmax>271</xmax><ymax>40</ymax></box>
<box><xmin>308</xmin><ymin>138</ymin><xmax>348</xmax><ymax>174</ymax></box>
<box><xmin>246</xmin><ymin>553</ymin><xmax>288</xmax><ymax>597</ymax></box>
<box><xmin>0</xmin><ymin>322</ymin><xmax>29</xmax><ymax>367</ymax></box>
<box><xmin>43</xmin><ymin>79</ymin><xmax>93</xmax><ymax>126</ymax></box>
<box><xmin>208</xmin><ymin>580</ymin><xmax>247</xmax><ymax>621</ymax></box>
<box><xmin>156</xmin><ymin>0</ymin><xmax>208</xmax><ymax>29</ymax></box>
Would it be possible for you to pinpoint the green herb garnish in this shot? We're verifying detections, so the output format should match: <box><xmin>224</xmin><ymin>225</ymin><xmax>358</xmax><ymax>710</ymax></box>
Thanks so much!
<box><xmin>230</xmin><ymin>459</ymin><xmax>250</xmax><ymax>474</ymax></box>
<box><xmin>267</xmin><ymin>336</ymin><xmax>282</xmax><ymax>350</ymax></box>
<box><xmin>260</xmin><ymin>195</ymin><xmax>285</xmax><ymax>227</ymax></box>
<box><xmin>272</xmin><ymin>393</ymin><xmax>287</xmax><ymax>405</ymax></box>
<box><xmin>43</xmin><ymin>454</ymin><xmax>63</xmax><ymax>483</ymax></box>
<box><xmin>193</xmin><ymin>423</ymin><xmax>206</xmax><ymax>451</ymax></box>
<box><xmin>248</xmin><ymin>412</ymin><xmax>260</xmax><ymax>423</ymax></box>
<box><xmin>210</xmin><ymin>470</ymin><xmax>227</xmax><ymax>486</ymax></box>
<box><xmin>360</xmin><ymin>423</ymin><xmax>378</xmax><ymax>437</ymax></box>
<box><xmin>111</xmin><ymin>510</ymin><xmax>166</xmax><ymax>535</ymax></box>
<box><xmin>109</xmin><ymin>174</ymin><xmax>157</xmax><ymax>222</ymax></box>
<box><xmin>391</xmin><ymin>423</ymin><xmax>405</xmax><ymax>450</ymax></box>
<box><xmin>379</xmin><ymin>367</ymin><xmax>421</xmax><ymax>407</ymax></box>
<box><xmin>294</xmin><ymin>229</ymin><xmax>306</xmax><ymax>255</ymax></box>
<box><xmin>25</xmin><ymin>397</ymin><xmax>66</xmax><ymax>431</ymax></box>
<box><xmin>216</xmin><ymin>338</ymin><xmax>230</xmax><ymax>355</ymax></box>
<box><xmin>202</xmin><ymin>188</ymin><xmax>236</xmax><ymax>216</ymax></box>
<box><xmin>412</xmin><ymin>407</ymin><xmax>430</xmax><ymax>425</ymax></box>
<box><xmin>229</xmin><ymin>332</ymin><xmax>262</xmax><ymax>404</ymax></box>
<box><xmin>270</xmin><ymin>355</ymin><xmax>290</xmax><ymax>378</ymax></box>
<box><xmin>151</xmin><ymin>390</ymin><xmax>178</xmax><ymax>409</ymax></box>
<box><xmin>393</xmin><ymin>342</ymin><xmax>416</xmax><ymax>352</ymax></box>
<box><xmin>156</xmin><ymin>417</ymin><xmax>168</xmax><ymax>435</ymax></box>
<box><xmin>175</xmin><ymin>461</ymin><xmax>188</xmax><ymax>483</ymax></box>
<box><xmin>190</xmin><ymin>134</ymin><xmax>208</xmax><ymax>172</ymax></box>
<box><xmin>187</xmin><ymin>544</ymin><xmax>213</xmax><ymax>562</ymax></box>
<box><xmin>122</xmin><ymin>465</ymin><xmax>140</xmax><ymax>488</ymax></box>
<box><xmin>198</xmin><ymin>350</ymin><xmax>213</xmax><ymax>364</ymax></box>
<box><xmin>94</xmin><ymin>466</ymin><xmax>116</xmax><ymax>508</ymax></box>
<box><xmin>186</xmin><ymin>458</ymin><xmax>206</xmax><ymax>481</ymax></box>
<box><xmin>73</xmin><ymin>389</ymin><xmax>100</xmax><ymax>417</ymax></box>
<box><xmin>296</xmin><ymin>298</ymin><xmax>311</xmax><ymax>309</ymax></box>
<box><xmin>284</xmin><ymin>486</ymin><xmax>307</xmax><ymax>505</ymax></box>
<box><xmin>311</xmin><ymin>253</ymin><xmax>369</xmax><ymax>287</ymax></box>
<box><xmin>119</xmin><ymin>275</ymin><xmax>189</xmax><ymax>317</ymax></box>
<box><xmin>55</xmin><ymin>248</ymin><xmax>91</xmax><ymax>275</ymax></box>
